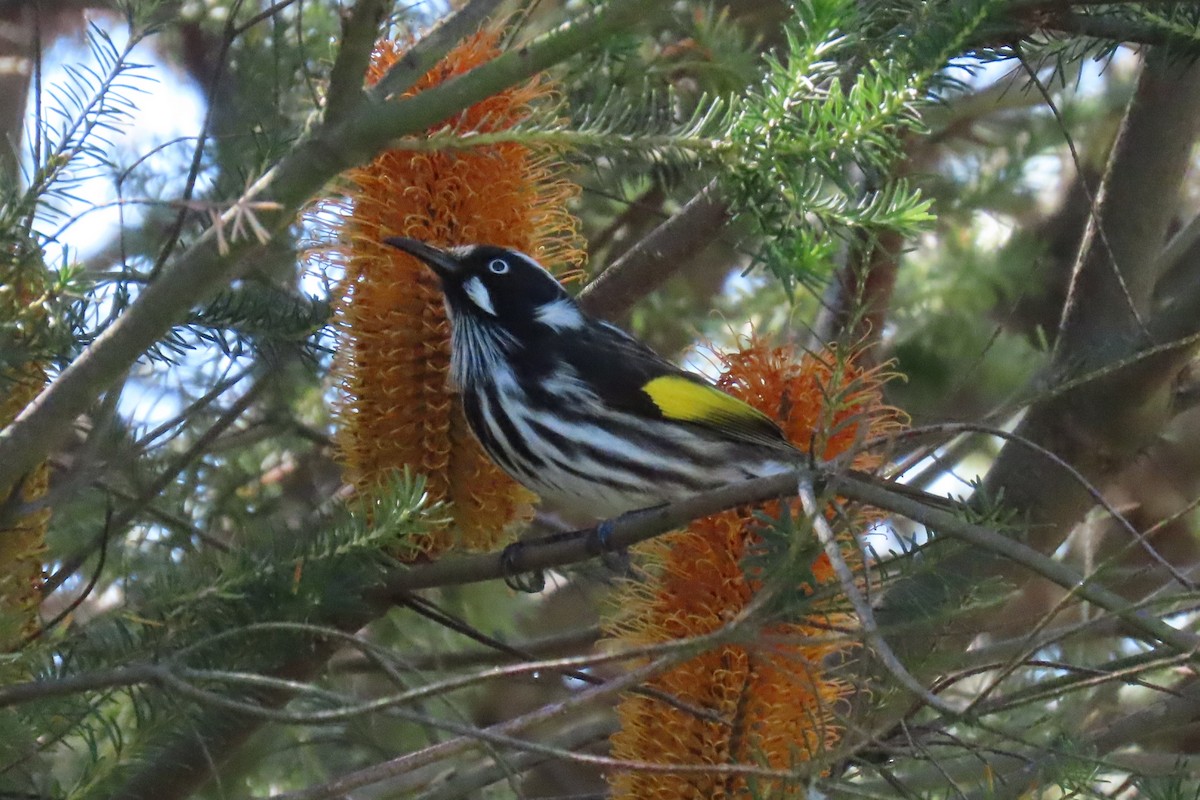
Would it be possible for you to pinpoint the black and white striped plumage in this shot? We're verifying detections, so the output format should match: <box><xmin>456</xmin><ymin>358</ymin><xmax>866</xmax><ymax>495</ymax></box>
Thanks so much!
<box><xmin>385</xmin><ymin>238</ymin><xmax>798</xmax><ymax>519</ymax></box>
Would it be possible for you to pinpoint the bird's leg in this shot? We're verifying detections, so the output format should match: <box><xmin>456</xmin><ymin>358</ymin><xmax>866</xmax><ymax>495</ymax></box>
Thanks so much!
<box><xmin>590</xmin><ymin>503</ymin><xmax>668</xmax><ymax>574</ymax></box>
<box><xmin>501</xmin><ymin>503</ymin><xmax>675</xmax><ymax>588</ymax></box>
<box><xmin>593</xmin><ymin>518</ymin><xmax>632</xmax><ymax>574</ymax></box>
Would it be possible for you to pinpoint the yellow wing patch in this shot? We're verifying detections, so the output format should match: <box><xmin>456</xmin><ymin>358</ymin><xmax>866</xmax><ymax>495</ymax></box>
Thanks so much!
<box><xmin>642</xmin><ymin>374</ymin><xmax>783</xmax><ymax>446</ymax></box>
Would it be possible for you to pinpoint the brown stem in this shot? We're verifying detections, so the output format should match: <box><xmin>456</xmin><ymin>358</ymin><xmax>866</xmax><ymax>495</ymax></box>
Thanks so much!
<box><xmin>577</xmin><ymin>179</ymin><xmax>730</xmax><ymax>320</ymax></box>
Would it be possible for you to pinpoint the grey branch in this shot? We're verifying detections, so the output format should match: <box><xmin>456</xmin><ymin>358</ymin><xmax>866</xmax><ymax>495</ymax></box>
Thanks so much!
<box><xmin>577</xmin><ymin>179</ymin><xmax>730</xmax><ymax>320</ymax></box>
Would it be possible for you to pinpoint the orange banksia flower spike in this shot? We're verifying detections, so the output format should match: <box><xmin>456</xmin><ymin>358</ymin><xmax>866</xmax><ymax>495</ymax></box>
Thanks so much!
<box><xmin>317</xmin><ymin>30</ymin><xmax>584</xmax><ymax>556</ymax></box>
<box><xmin>0</xmin><ymin>265</ymin><xmax>51</xmax><ymax>651</ymax></box>
<box><xmin>607</xmin><ymin>339</ymin><xmax>904</xmax><ymax>799</ymax></box>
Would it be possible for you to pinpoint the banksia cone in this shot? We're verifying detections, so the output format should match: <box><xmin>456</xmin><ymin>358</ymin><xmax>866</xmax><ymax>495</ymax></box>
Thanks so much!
<box><xmin>606</xmin><ymin>340</ymin><xmax>903</xmax><ymax>799</ymax></box>
<box><xmin>319</xmin><ymin>31</ymin><xmax>583</xmax><ymax>556</ymax></box>
<box><xmin>0</xmin><ymin>268</ymin><xmax>50</xmax><ymax>650</ymax></box>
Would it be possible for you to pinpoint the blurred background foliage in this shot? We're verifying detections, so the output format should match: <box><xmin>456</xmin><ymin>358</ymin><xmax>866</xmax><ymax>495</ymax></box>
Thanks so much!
<box><xmin>4</xmin><ymin>0</ymin><xmax>1200</xmax><ymax>798</ymax></box>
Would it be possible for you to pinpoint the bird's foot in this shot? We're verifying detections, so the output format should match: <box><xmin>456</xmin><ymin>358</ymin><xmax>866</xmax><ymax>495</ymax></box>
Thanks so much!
<box><xmin>594</xmin><ymin>518</ymin><xmax>631</xmax><ymax>574</ymax></box>
<box><xmin>500</xmin><ymin>541</ymin><xmax>546</xmax><ymax>593</ymax></box>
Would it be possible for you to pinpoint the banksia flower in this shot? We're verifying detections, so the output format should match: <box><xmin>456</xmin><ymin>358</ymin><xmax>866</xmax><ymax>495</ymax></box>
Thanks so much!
<box><xmin>319</xmin><ymin>31</ymin><xmax>583</xmax><ymax>556</ymax></box>
<box><xmin>0</xmin><ymin>267</ymin><xmax>51</xmax><ymax>650</ymax></box>
<box><xmin>606</xmin><ymin>340</ymin><xmax>903</xmax><ymax>799</ymax></box>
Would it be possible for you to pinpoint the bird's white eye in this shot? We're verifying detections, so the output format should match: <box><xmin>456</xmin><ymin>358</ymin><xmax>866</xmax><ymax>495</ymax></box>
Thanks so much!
<box><xmin>488</xmin><ymin>259</ymin><xmax>510</xmax><ymax>275</ymax></box>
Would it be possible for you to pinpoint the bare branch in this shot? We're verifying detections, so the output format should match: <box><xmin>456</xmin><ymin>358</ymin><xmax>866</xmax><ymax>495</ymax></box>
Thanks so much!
<box><xmin>979</xmin><ymin>48</ymin><xmax>1200</xmax><ymax>553</ymax></box>
<box><xmin>577</xmin><ymin>179</ymin><xmax>730</xmax><ymax>320</ymax></box>
<box><xmin>322</xmin><ymin>0</ymin><xmax>388</xmax><ymax>124</ymax></box>
<box><xmin>411</xmin><ymin>717</ymin><xmax>615</xmax><ymax>800</ymax></box>
<box><xmin>1055</xmin><ymin>48</ymin><xmax>1200</xmax><ymax>361</ymax></box>
<box><xmin>979</xmin><ymin>673</ymin><xmax>1200</xmax><ymax>798</ymax></box>
<box><xmin>837</xmin><ymin>472</ymin><xmax>1200</xmax><ymax>656</ymax></box>
<box><xmin>365</xmin><ymin>463</ymin><xmax>1200</xmax><ymax>658</ymax></box>
<box><xmin>368</xmin><ymin>0</ymin><xmax>509</xmax><ymax>102</ymax></box>
<box><xmin>267</xmin><ymin>653</ymin><xmax>679</xmax><ymax>800</ymax></box>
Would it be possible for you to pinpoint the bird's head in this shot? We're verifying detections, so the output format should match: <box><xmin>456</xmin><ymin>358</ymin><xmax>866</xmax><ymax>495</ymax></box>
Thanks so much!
<box><xmin>383</xmin><ymin>238</ymin><xmax>584</xmax><ymax>336</ymax></box>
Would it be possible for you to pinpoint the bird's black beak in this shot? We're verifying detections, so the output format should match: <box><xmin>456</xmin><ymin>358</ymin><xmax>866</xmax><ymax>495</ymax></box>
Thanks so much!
<box><xmin>383</xmin><ymin>237</ymin><xmax>461</xmax><ymax>280</ymax></box>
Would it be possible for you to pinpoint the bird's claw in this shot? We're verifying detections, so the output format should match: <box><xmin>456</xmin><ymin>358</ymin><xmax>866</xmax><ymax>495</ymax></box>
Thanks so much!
<box><xmin>500</xmin><ymin>541</ymin><xmax>546</xmax><ymax>593</ymax></box>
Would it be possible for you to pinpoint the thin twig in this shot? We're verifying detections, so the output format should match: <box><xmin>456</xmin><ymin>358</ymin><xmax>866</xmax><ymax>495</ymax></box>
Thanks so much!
<box><xmin>330</xmin><ymin>625</ymin><xmax>602</xmax><ymax>673</ymax></box>
<box><xmin>21</xmin><ymin>499</ymin><xmax>113</xmax><ymax>645</ymax></box>
<box><xmin>268</xmin><ymin>637</ymin><xmax>823</xmax><ymax>800</ymax></box>
<box><xmin>870</xmin><ymin>420</ymin><xmax>1196</xmax><ymax>590</ymax></box>
<box><xmin>147</xmin><ymin>0</ymin><xmax>243</xmax><ymax>281</ymax></box>
<box><xmin>1018</xmin><ymin>47</ymin><xmax>1148</xmax><ymax>345</ymax></box>
<box><xmin>395</xmin><ymin>592</ymin><xmax>727</xmax><ymax>725</ymax></box>
<box><xmin>265</xmin><ymin>652</ymin><xmax>675</xmax><ymax>800</ymax></box>
<box><xmin>0</xmin><ymin>618</ymin><xmax>792</xmax><ymax>713</ymax></box>
<box><xmin>132</xmin><ymin>367</ymin><xmax>254</xmax><ymax>451</ymax></box>
<box><xmin>231</xmin><ymin>0</ymin><xmax>305</xmax><ymax>36</ymax></box>
<box><xmin>963</xmin><ymin>673</ymin><xmax>1200</xmax><ymax>800</ymax></box>
<box><xmin>835</xmin><ymin>472</ymin><xmax>1200</xmax><ymax>656</ymax></box>
<box><xmin>799</xmin><ymin>481</ymin><xmax>959</xmax><ymax>716</ymax></box>
<box><xmin>970</xmin><ymin>649</ymin><xmax>1189</xmax><ymax>718</ymax></box>
<box><xmin>40</xmin><ymin>371</ymin><xmax>271</xmax><ymax>596</ymax></box>
<box><xmin>411</xmin><ymin>717</ymin><xmax>616</xmax><ymax>800</ymax></box>
<box><xmin>0</xmin><ymin>663</ymin><xmax>166</xmax><ymax>708</ymax></box>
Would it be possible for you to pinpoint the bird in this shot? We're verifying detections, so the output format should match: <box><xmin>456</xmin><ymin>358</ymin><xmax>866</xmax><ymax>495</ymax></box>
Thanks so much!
<box><xmin>383</xmin><ymin>237</ymin><xmax>806</xmax><ymax>522</ymax></box>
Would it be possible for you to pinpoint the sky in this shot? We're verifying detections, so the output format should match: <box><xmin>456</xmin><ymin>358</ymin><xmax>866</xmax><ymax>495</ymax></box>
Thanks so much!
<box><xmin>27</xmin><ymin>18</ymin><xmax>212</xmax><ymax>428</ymax></box>
<box><xmin>31</xmin><ymin>19</ymin><xmax>207</xmax><ymax>265</ymax></box>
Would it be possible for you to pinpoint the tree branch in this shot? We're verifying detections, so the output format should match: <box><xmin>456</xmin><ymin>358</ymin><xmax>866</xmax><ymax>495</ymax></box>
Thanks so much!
<box><xmin>411</xmin><ymin>717</ymin><xmax>614</xmax><ymax>800</ymax></box>
<box><xmin>111</xmin><ymin>640</ymin><xmax>341</xmax><ymax>800</ymax></box>
<box><xmin>577</xmin><ymin>178</ymin><xmax>730</xmax><ymax>320</ymax></box>
<box><xmin>367</xmin><ymin>0</ymin><xmax>508</xmax><ymax>102</ymax></box>
<box><xmin>980</xmin><ymin>48</ymin><xmax>1200</xmax><ymax>551</ymax></box>
<box><xmin>801</xmin><ymin>482</ymin><xmax>958</xmax><ymax>716</ymax></box>
<box><xmin>67</xmin><ymin>7</ymin><xmax>651</xmax><ymax>800</ymax></box>
<box><xmin>267</xmin><ymin>653</ymin><xmax>684</xmax><ymax>800</ymax></box>
<box><xmin>322</xmin><ymin>0</ymin><xmax>389</xmax><ymax>124</ymax></box>
<box><xmin>368</xmin><ymin>465</ymin><xmax>1200</xmax><ymax>658</ymax></box>
<box><xmin>1055</xmin><ymin>48</ymin><xmax>1198</xmax><ymax>363</ymax></box>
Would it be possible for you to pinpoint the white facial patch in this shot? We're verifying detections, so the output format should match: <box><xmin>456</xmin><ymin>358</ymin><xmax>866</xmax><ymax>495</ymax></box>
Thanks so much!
<box><xmin>463</xmin><ymin>276</ymin><xmax>496</xmax><ymax>316</ymax></box>
<box><xmin>534</xmin><ymin>298</ymin><xmax>584</xmax><ymax>330</ymax></box>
